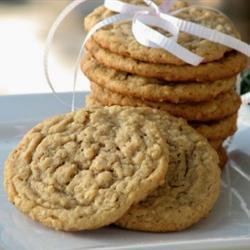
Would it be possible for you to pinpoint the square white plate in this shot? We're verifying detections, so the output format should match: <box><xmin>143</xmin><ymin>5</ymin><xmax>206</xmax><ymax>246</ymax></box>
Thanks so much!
<box><xmin>0</xmin><ymin>93</ymin><xmax>250</xmax><ymax>250</ymax></box>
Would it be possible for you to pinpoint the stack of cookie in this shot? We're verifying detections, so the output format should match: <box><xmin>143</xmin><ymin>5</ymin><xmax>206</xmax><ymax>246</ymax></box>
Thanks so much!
<box><xmin>81</xmin><ymin>1</ymin><xmax>247</xmax><ymax>168</ymax></box>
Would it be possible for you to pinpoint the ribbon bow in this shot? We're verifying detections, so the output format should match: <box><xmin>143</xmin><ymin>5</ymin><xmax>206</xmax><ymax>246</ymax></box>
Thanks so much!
<box><xmin>44</xmin><ymin>0</ymin><xmax>250</xmax><ymax>110</ymax></box>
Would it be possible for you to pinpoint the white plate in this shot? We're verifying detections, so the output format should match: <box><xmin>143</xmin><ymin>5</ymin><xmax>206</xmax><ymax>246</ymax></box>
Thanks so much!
<box><xmin>0</xmin><ymin>93</ymin><xmax>250</xmax><ymax>250</ymax></box>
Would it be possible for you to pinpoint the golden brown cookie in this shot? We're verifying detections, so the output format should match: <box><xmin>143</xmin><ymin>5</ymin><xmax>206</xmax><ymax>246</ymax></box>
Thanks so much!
<box><xmin>114</xmin><ymin>108</ymin><xmax>220</xmax><ymax>232</ymax></box>
<box><xmin>81</xmin><ymin>55</ymin><xmax>236</xmax><ymax>103</ymax></box>
<box><xmin>89</xmin><ymin>82</ymin><xmax>241</xmax><ymax>122</ymax></box>
<box><xmin>190</xmin><ymin>113</ymin><xmax>237</xmax><ymax>140</ymax></box>
<box><xmin>85</xmin><ymin>3</ymin><xmax>239</xmax><ymax>65</ymax></box>
<box><xmin>4</xmin><ymin>107</ymin><xmax>170</xmax><ymax>231</ymax></box>
<box><xmin>85</xmin><ymin>39</ymin><xmax>247</xmax><ymax>82</ymax></box>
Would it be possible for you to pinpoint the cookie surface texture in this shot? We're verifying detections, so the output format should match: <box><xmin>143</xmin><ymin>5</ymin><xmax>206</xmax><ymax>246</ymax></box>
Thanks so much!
<box><xmin>115</xmin><ymin>107</ymin><xmax>221</xmax><ymax>232</ymax></box>
<box><xmin>4</xmin><ymin>107</ymin><xmax>169</xmax><ymax>231</ymax></box>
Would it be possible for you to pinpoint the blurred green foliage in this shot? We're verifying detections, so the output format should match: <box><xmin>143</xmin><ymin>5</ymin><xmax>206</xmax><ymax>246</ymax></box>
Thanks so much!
<box><xmin>241</xmin><ymin>70</ymin><xmax>250</xmax><ymax>95</ymax></box>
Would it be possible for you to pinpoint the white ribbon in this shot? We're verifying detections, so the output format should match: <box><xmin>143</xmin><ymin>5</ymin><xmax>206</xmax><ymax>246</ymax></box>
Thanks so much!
<box><xmin>44</xmin><ymin>0</ymin><xmax>250</xmax><ymax>110</ymax></box>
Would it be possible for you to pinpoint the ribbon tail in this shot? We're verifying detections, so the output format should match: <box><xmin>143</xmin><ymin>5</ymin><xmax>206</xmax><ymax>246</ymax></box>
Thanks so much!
<box><xmin>161</xmin><ymin>12</ymin><xmax>250</xmax><ymax>57</ymax></box>
<box><xmin>44</xmin><ymin>0</ymin><xmax>132</xmax><ymax>111</ymax></box>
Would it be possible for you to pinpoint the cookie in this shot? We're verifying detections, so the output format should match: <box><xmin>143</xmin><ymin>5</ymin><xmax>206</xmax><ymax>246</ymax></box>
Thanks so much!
<box><xmin>4</xmin><ymin>107</ymin><xmax>170</xmax><ymax>231</ymax></box>
<box><xmin>86</xmin><ymin>4</ymin><xmax>239</xmax><ymax>65</ymax></box>
<box><xmin>90</xmin><ymin>82</ymin><xmax>241</xmax><ymax>121</ymax></box>
<box><xmin>191</xmin><ymin>113</ymin><xmax>237</xmax><ymax>140</ymax></box>
<box><xmin>85</xmin><ymin>39</ymin><xmax>247</xmax><ymax>82</ymax></box>
<box><xmin>114</xmin><ymin>107</ymin><xmax>220</xmax><ymax>232</ymax></box>
<box><xmin>81</xmin><ymin>55</ymin><xmax>236</xmax><ymax>103</ymax></box>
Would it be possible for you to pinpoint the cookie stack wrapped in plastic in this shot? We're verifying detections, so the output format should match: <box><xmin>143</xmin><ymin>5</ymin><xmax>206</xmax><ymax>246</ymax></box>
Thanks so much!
<box><xmin>82</xmin><ymin>0</ymin><xmax>248</xmax><ymax>169</ymax></box>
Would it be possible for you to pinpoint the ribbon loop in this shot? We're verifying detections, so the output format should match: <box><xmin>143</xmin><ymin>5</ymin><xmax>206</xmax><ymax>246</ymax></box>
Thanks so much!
<box><xmin>44</xmin><ymin>0</ymin><xmax>89</xmax><ymax>111</ymax></box>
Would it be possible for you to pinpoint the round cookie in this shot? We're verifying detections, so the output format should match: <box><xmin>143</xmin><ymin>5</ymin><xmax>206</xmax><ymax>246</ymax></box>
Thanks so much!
<box><xmin>114</xmin><ymin>107</ymin><xmax>220</xmax><ymax>232</ymax></box>
<box><xmin>86</xmin><ymin>4</ymin><xmax>240</xmax><ymax>65</ymax></box>
<box><xmin>190</xmin><ymin>113</ymin><xmax>237</xmax><ymax>140</ymax></box>
<box><xmin>81</xmin><ymin>55</ymin><xmax>237</xmax><ymax>103</ymax></box>
<box><xmin>90</xmin><ymin>82</ymin><xmax>241</xmax><ymax>121</ymax></box>
<box><xmin>85</xmin><ymin>39</ymin><xmax>247</xmax><ymax>82</ymax></box>
<box><xmin>4</xmin><ymin>107</ymin><xmax>170</xmax><ymax>231</ymax></box>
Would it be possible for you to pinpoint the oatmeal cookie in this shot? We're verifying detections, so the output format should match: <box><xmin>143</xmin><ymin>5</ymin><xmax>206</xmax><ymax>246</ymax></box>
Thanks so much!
<box><xmin>4</xmin><ymin>107</ymin><xmax>170</xmax><ymax>231</ymax></box>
